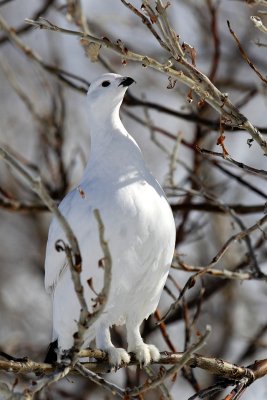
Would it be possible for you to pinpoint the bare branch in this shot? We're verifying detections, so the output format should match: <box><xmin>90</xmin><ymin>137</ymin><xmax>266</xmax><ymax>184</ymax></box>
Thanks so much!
<box><xmin>197</xmin><ymin>147</ymin><xmax>267</xmax><ymax>177</ymax></box>
<box><xmin>227</xmin><ymin>20</ymin><xmax>267</xmax><ymax>85</ymax></box>
<box><xmin>75</xmin><ymin>362</ymin><xmax>124</xmax><ymax>398</ymax></box>
<box><xmin>69</xmin><ymin>209</ymin><xmax>112</xmax><ymax>363</ymax></box>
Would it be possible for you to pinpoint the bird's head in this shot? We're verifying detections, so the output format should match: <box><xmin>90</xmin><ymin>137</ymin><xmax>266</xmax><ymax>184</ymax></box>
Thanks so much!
<box><xmin>86</xmin><ymin>73</ymin><xmax>135</xmax><ymax>117</ymax></box>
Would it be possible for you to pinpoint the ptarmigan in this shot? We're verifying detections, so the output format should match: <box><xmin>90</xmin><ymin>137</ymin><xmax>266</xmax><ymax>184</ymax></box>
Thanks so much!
<box><xmin>44</xmin><ymin>73</ymin><xmax>176</xmax><ymax>367</ymax></box>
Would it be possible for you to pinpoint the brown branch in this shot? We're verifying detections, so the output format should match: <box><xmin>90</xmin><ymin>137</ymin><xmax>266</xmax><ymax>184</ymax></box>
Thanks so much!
<box><xmin>154</xmin><ymin>309</ymin><xmax>177</xmax><ymax>352</ymax></box>
<box><xmin>227</xmin><ymin>20</ymin><xmax>267</xmax><ymax>85</ymax></box>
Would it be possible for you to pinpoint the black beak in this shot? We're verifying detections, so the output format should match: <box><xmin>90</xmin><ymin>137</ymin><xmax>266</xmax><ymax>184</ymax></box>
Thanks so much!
<box><xmin>119</xmin><ymin>76</ymin><xmax>136</xmax><ymax>87</ymax></box>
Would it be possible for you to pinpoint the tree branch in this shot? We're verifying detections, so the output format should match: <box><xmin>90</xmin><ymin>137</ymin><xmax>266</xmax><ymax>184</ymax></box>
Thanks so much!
<box><xmin>23</xmin><ymin>17</ymin><xmax>267</xmax><ymax>154</ymax></box>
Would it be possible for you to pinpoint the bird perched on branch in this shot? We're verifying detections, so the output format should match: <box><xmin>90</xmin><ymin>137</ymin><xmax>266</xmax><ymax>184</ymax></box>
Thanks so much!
<box><xmin>44</xmin><ymin>73</ymin><xmax>175</xmax><ymax>367</ymax></box>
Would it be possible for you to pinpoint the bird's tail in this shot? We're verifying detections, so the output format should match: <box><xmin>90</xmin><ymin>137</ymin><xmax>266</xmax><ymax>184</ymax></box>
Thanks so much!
<box><xmin>44</xmin><ymin>339</ymin><xmax>58</xmax><ymax>364</ymax></box>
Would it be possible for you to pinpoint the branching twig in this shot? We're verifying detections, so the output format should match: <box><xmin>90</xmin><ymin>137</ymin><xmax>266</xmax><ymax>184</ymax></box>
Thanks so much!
<box><xmin>23</xmin><ymin>17</ymin><xmax>267</xmax><ymax>154</ymax></box>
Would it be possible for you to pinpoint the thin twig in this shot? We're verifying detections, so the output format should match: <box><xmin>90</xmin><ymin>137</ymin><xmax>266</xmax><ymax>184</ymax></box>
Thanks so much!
<box><xmin>120</xmin><ymin>0</ymin><xmax>170</xmax><ymax>52</ymax></box>
<box><xmin>227</xmin><ymin>20</ymin><xmax>267</xmax><ymax>85</ymax></box>
<box><xmin>75</xmin><ymin>362</ymin><xmax>124</xmax><ymax>398</ymax></box>
<box><xmin>173</xmin><ymin>260</ymin><xmax>253</xmax><ymax>281</ymax></box>
<box><xmin>197</xmin><ymin>147</ymin><xmax>267</xmax><ymax>177</ymax></box>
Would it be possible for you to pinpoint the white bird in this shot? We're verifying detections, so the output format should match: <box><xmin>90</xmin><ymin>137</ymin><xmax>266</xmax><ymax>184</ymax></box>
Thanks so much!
<box><xmin>44</xmin><ymin>73</ymin><xmax>176</xmax><ymax>367</ymax></box>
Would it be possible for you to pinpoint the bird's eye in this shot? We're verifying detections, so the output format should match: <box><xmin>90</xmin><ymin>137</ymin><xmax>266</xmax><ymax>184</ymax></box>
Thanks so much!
<box><xmin>102</xmin><ymin>81</ymin><xmax>110</xmax><ymax>87</ymax></box>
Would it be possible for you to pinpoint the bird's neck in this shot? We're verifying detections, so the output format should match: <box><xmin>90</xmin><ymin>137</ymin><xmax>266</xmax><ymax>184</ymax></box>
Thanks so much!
<box><xmin>82</xmin><ymin>106</ymin><xmax>143</xmax><ymax>181</ymax></box>
<box><xmin>88</xmin><ymin>104</ymin><xmax>124</xmax><ymax>154</ymax></box>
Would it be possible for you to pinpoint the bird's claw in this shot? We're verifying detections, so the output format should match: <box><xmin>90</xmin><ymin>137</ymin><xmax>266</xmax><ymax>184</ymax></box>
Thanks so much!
<box><xmin>106</xmin><ymin>347</ymin><xmax>131</xmax><ymax>371</ymax></box>
<box><xmin>131</xmin><ymin>344</ymin><xmax>160</xmax><ymax>368</ymax></box>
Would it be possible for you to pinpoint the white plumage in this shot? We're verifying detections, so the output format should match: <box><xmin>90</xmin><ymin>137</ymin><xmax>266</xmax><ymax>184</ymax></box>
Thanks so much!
<box><xmin>44</xmin><ymin>73</ymin><xmax>176</xmax><ymax>366</ymax></box>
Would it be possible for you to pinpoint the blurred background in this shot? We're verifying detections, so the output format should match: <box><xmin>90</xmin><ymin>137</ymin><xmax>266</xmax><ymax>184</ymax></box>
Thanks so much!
<box><xmin>0</xmin><ymin>0</ymin><xmax>267</xmax><ymax>398</ymax></box>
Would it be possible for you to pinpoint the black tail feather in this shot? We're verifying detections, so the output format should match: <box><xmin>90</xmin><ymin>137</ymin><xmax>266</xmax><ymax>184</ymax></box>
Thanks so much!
<box><xmin>44</xmin><ymin>339</ymin><xmax>58</xmax><ymax>364</ymax></box>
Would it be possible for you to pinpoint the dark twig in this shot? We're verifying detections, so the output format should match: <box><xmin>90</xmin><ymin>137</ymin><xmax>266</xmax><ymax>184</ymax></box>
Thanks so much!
<box><xmin>0</xmin><ymin>0</ymin><xmax>16</xmax><ymax>6</ymax></box>
<box><xmin>227</xmin><ymin>20</ymin><xmax>267</xmax><ymax>85</ymax></box>
<box><xmin>213</xmin><ymin>162</ymin><xmax>267</xmax><ymax>199</ymax></box>
<box><xmin>197</xmin><ymin>147</ymin><xmax>267</xmax><ymax>177</ymax></box>
<box><xmin>207</xmin><ymin>0</ymin><xmax>221</xmax><ymax>82</ymax></box>
<box><xmin>237</xmin><ymin>323</ymin><xmax>267</xmax><ymax>363</ymax></box>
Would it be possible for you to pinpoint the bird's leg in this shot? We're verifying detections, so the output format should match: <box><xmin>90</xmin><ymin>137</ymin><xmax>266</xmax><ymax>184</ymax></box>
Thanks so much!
<box><xmin>126</xmin><ymin>322</ymin><xmax>160</xmax><ymax>367</ymax></box>
<box><xmin>95</xmin><ymin>325</ymin><xmax>130</xmax><ymax>369</ymax></box>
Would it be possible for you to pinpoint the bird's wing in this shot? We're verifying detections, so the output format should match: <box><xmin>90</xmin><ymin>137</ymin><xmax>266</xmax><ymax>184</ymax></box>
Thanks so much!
<box><xmin>44</xmin><ymin>189</ymin><xmax>77</xmax><ymax>294</ymax></box>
